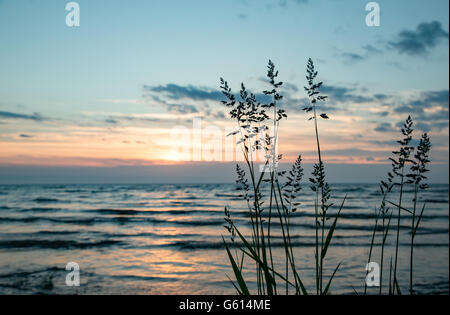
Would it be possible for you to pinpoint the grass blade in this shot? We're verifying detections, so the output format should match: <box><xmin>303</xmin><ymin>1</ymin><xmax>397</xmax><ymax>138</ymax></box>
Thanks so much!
<box><xmin>226</xmin><ymin>274</ymin><xmax>243</xmax><ymax>295</ymax></box>
<box><xmin>383</xmin><ymin>212</ymin><xmax>393</xmax><ymax>244</ymax></box>
<box><xmin>386</xmin><ymin>200</ymin><xmax>413</xmax><ymax>215</ymax></box>
<box><xmin>233</xmin><ymin>226</ymin><xmax>276</xmax><ymax>294</ymax></box>
<box><xmin>321</xmin><ymin>195</ymin><xmax>346</xmax><ymax>259</ymax></box>
<box><xmin>323</xmin><ymin>262</ymin><xmax>341</xmax><ymax>295</ymax></box>
<box><xmin>394</xmin><ymin>277</ymin><xmax>402</xmax><ymax>295</ymax></box>
<box><xmin>413</xmin><ymin>203</ymin><xmax>426</xmax><ymax>237</ymax></box>
<box><xmin>223</xmin><ymin>237</ymin><xmax>250</xmax><ymax>295</ymax></box>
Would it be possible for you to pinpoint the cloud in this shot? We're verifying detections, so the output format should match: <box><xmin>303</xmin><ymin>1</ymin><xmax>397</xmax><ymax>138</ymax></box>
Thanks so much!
<box><xmin>105</xmin><ymin>119</ymin><xmax>118</xmax><ymax>124</ymax></box>
<box><xmin>374</xmin><ymin>90</ymin><xmax>449</xmax><ymax>132</ymax></box>
<box><xmin>373</xmin><ymin>94</ymin><xmax>390</xmax><ymax>101</ymax></box>
<box><xmin>341</xmin><ymin>52</ymin><xmax>365</xmax><ymax>64</ymax></box>
<box><xmin>142</xmin><ymin>81</ymin><xmax>448</xmax><ymax>135</ymax></box>
<box><xmin>397</xmin><ymin>90</ymin><xmax>449</xmax><ymax>128</ymax></box>
<box><xmin>320</xmin><ymin>85</ymin><xmax>373</xmax><ymax>104</ymax></box>
<box><xmin>143</xmin><ymin>82</ymin><xmax>272</xmax><ymax>119</ymax></box>
<box><xmin>166</xmin><ymin>104</ymin><xmax>199</xmax><ymax>114</ymax></box>
<box><xmin>322</xmin><ymin>148</ymin><xmax>388</xmax><ymax>158</ymax></box>
<box><xmin>339</xmin><ymin>44</ymin><xmax>383</xmax><ymax>64</ymax></box>
<box><xmin>388</xmin><ymin>21</ymin><xmax>449</xmax><ymax>56</ymax></box>
<box><xmin>374</xmin><ymin>122</ymin><xmax>395</xmax><ymax>133</ymax></box>
<box><xmin>371</xmin><ymin>90</ymin><xmax>448</xmax><ymax>132</ymax></box>
<box><xmin>362</xmin><ymin>44</ymin><xmax>383</xmax><ymax>55</ymax></box>
<box><xmin>414</xmin><ymin>122</ymin><xmax>432</xmax><ymax>133</ymax></box>
<box><xmin>143</xmin><ymin>84</ymin><xmax>223</xmax><ymax>102</ymax></box>
<box><xmin>278</xmin><ymin>0</ymin><xmax>307</xmax><ymax>7</ymax></box>
<box><xmin>19</xmin><ymin>134</ymin><xmax>33</xmax><ymax>138</ymax></box>
<box><xmin>394</xmin><ymin>105</ymin><xmax>423</xmax><ymax>114</ymax></box>
<box><xmin>106</xmin><ymin>115</ymin><xmax>166</xmax><ymax>124</ymax></box>
<box><xmin>0</xmin><ymin>111</ymin><xmax>46</xmax><ymax>122</ymax></box>
<box><xmin>410</xmin><ymin>90</ymin><xmax>449</xmax><ymax>108</ymax></box>
<box><xmin>144</xmin><ymin>81</ymin><xmax>373</xmax><ymax>121</ymax></box>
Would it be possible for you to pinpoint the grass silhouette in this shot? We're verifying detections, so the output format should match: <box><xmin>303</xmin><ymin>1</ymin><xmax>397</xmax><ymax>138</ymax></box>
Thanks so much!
<box><xmin>220</xmin><ymin>60</ymin><xmax>432</xmax><ymax>295</ymax></box>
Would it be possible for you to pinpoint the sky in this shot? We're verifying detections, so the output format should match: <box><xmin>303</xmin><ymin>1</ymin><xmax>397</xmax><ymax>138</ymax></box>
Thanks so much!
<box><xmin>0</xmin><ymin>0</ymin><xmax>448</xmax><ymax>183</ymax></box>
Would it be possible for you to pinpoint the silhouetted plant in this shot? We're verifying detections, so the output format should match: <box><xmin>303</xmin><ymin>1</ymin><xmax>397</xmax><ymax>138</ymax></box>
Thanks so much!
<box><xmin>389</xmin><ymin>115</ymin><xmax>414</xmax><ymax>293</ymax></box>
<box><xmin>220</xmin><ymin>60</ymin><xmax>432</xmax><ymax>296</ymax></box>
<box><xmin>365</xmin><ymin>174</ymin><xmax>394</xmax><ymax>295</ymax></box>
<box><xmin>220</xmin><ymin>60</ymin><xmax>295</xmax><ymax>295</ymax></box>
<box><xmin>303</xmin><ymin>58</ymin><xmax>343</xmax><ymax>295</ymax></box>
<box><xmin>282</xmin><ymin>155</ymin><xmax>304</xmax><ymax>214</ymax></box>
<box><xmin>364</xmin><ymin>117</ymin><xmax>433</xmax><ymax>295</ymax></box>
<box><xmin>221</xmin><ymin>60</ymin><xmax>333</xmax><ymax>295</ymax></box>
<box><xmin>406</xmin><ymin>132</ymin><xmax>431</xmax><ymax>294</ymax></box>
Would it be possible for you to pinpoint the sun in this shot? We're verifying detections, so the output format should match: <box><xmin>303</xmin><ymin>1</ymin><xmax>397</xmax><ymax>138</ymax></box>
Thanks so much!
<box><xmin>165</xmin><ymin>152</ymin><xmax>184</xmax><ymax>162</ymax></box>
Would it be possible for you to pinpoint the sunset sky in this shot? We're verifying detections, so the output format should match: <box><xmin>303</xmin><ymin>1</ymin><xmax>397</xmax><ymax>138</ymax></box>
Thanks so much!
<box><xmin>0</xmin><ymin>0</ymin><xmax>448</xmax><ymax>183</ymax></box>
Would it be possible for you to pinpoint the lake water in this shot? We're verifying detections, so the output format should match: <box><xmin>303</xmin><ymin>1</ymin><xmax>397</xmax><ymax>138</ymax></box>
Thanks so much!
<box><xmin>0</xmin><ymin>183</ymin><xmax>448</xmax><ymax>294</ymax></box>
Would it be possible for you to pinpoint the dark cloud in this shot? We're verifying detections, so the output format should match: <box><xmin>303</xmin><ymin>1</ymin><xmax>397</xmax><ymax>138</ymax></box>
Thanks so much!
<box><xmin>373</xmin><ymin>94</ymin><xmax>390</xmax><ymax>101</ymax></box>
<box><xmin>383</xmin><ymin>90</ymin><xmax>449</xmax><ymax>131</ymax></box>
<box><xmin>395</xmin><ymin>121</ymin><xmax>426</xmax><ymax>134</ymax></box>
<box><xmin>414</xmin><ymin>122</ymin><xmax>432</xmax><ymax>133</ymax></box>
<box><xmin>143</xmin><ymin>84</ymin><xmax>223</xmax><ymax>102</ymax></box>
<box><xmin>362</xmin><ymin>44</ymin><xmax>383</xmax><ymax>55</ymax></box>
<box><xmin>144</xmin><ymin>81</ymin><xmax>372</xmax><ymax>120</ymax></box>
<box><xmin>394</xmin><ymin>105</ymin><xmax>423</xmax><ymax>114</ymax></box>
<box><xmin>321</xmin><ymin>148</ymin><xmax>390</xmax><ymax>159</ymax></box>
<box><xmin>339</xmin><ymin>44</ymin><xmax>383</xmax><ymax>65</ymax></box>
<box><xmin>377</xmin><ymin>111</ymin><xmax>389</xmax><ymax>117</ymax></box>
<box><xmin>398</xmin><ymin>90</ymin><xmax>449</xmax><ymax>130</ymax></box>
<box><xmin>388</xmin><ymin>21</ymin><xmax>449</xmax><ymax>56</ymax></box>
<box><xmin>143</xmin><ymin>82</ymin><xmax>448</xmax><ymax>134</ymax></box>
<box><xmin>0</xmin><ymin>111</ymin><xmax>46</xmax><ymax>122</ymax></box>
<box><xmin>320</xmin><ymin>86</ymin><xmax>373</xmax><ymax>104</ymax></box>
<box><xmin>144</xmin><ymin>82</ymin><xmax>273</xmax><ymax>119</ymax></box>
<box><xmin>410</xmin><ymin>90</ymin><xmax>449</xmax><ymax>108</ymax></box>
<box><xmin>166</xmin><ymin>104</ymin><xmax>199</xmax><ymax>114</ymax></box>
<box><xmin>105</xmin><ymin>119</ymin><xmax>118</xmax><ymax>124</ymax></box>
<box><xmin>19</xmin><ymin>134</ymin><xmax>33</xmax><ymax>138</ymax></box>
<box><xmin>341</xmin><ymin>52</ymin><xmax>365</xmax><ymax>64</ymax></box>
<box><xmin>374</xmin><ymin>122</ymin><xmax>395</xmax><ymax>133</ymax></box>
<box><xmin>105</xmin><ymin>115</ymin><xmax>164</xmax><ymax>126</ymax></box>
<box><xmin>278</xmin><ymin>0</ymin><xmax>307</xmax><ymax>7</ymax></box>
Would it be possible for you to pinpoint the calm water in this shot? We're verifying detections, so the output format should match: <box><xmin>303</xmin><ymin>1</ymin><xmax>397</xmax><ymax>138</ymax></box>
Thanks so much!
<box><xmin>0</xmin><ymin>183</ymin><xmax>448</xmax><ymax>295</ymax></box>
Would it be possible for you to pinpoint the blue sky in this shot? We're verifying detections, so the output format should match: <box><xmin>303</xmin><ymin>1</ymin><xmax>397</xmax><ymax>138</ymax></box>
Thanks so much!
<box><xmin>0</xmin><ymin>0</ymin><xmax>448</xmax><ymax>183</ymax></box>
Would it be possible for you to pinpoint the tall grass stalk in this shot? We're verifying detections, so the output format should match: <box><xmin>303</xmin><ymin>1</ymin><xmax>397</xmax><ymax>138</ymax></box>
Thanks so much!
<box><xmin>390</xmin><ymin>116</ymin><xmax>414</xmax><ymax>293</ymax></box>
<box><xmin>303</xmin><ymin>58</ymin><xmax>340</xmax><ymax>295</ymax></box>
<box><xmin>364</xmin><ymin>208</ymin><xmax>379</xmax><ymax>295</ymax></box>
<box><xmin>365</xmin><ymin>116</ymin><xmax>432</xmax><ymax>295</ymax></box>
<box><xmin>220</xmin><ymin>59</ymin><xmax>342</xmax><ymax>295</ymax></box>
<box><xmin>406</xmin><ymin>133</ymin><xmax>431</xmax><ymax>294</ymax></box>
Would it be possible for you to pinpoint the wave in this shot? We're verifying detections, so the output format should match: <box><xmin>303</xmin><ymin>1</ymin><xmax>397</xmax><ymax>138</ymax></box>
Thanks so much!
<box><xmin>21</xmin><ymin>207</ymin><xmax>62</xmax><ymax>212</ymax></box>
<box><xmin>0</xmin><ymin>239</ymin><xmax>122</xmax><ymax>249</ymax></box>
<box><xmin>424</xmin><ymin>199</ymin><xmax>449</xmax><ymax>204</ymax></box>
<box><xmin>90</xmin><ymin>208</ymin><xmax>228</xmax><ymax>217</ymax></box>
<box><xmin>158</xmin><ymin>240</ymin><xmax>449</xmax><ymax>251</ymax></box>
<box><xmin>0</xmin><ymin>266</ymin><xmax>64</xmax><ymax>279</ymax></box>
<box><xmin>33</xmin><ymin>198</ymin><xmax>60</xmax><ymax>203</ymax></box>
<box><xmin>0</xmin><ymin>216</ymin><xmax>103</xmax><ymax>225</ymax></box>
